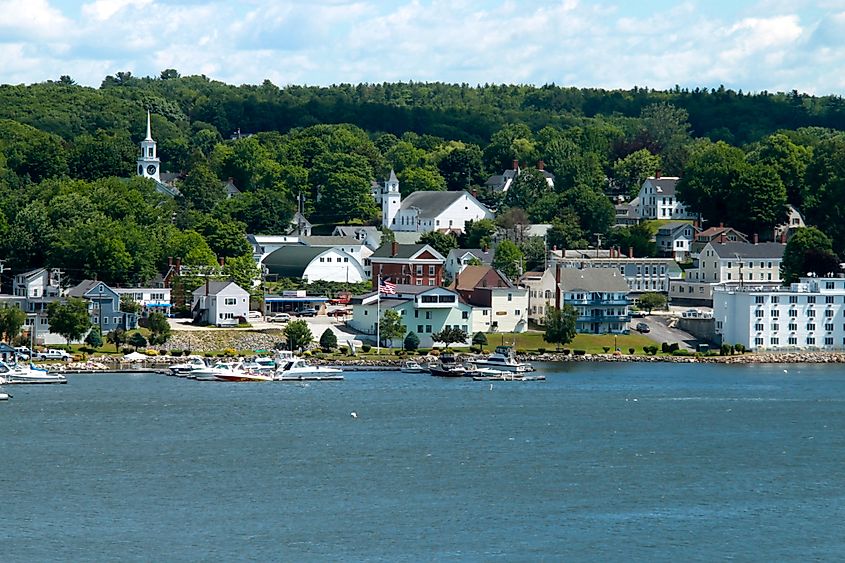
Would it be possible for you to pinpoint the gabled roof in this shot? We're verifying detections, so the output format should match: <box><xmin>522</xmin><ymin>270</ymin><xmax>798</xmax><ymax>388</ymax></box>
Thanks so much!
<box><xmin>67</xmin><ymin>280</ymin><xmax>117</xmax><ymax>299</ymax></box>
<box><xmin>643</xmin><ymin>176</ymin><xmax>680</xmax><ymax>195</ymax></box>
<box><xmin>370</xmin><ymin>243</ymin><xmax>445</xmax><ymax>261</ymax></box>
<box><xmin>18</xmin><ymin>268</ymin><xmax>47</xmax><ymax>280</ymax></box>
<box><xmin>696</xmin><ymin>226</ymin><xmax>747</xmax><ymax>241</ymax></box>
<box><xmin>451</xmin><ymin>265</ymin><xmax>513</xmax><ymax>291</ymax></box>
<box><xmin>656</xmin><ymin>221</ymin><xmax>695</xmax><ymax>235</ymax></box>
<box><xmin>708</xmin><ymin>241</ymin><xmax>785</xmax><ymax>259</ymax></box>
<box><xmin>400</xmin><ymin>190</ymin><xmax>490</xmax><ymax>218</ymax></box>
<box><xmin>446</xmin><ymin>248</ymin><xmax>493</xmax><ymax>264</ymax></box>
<box><xmin>198</xmin><ymin>280</ymin><xmax>248</xmax><ymax>296</ymax></box>
<box><xmin>558</xmin><ymin>268</ymin><xmax>629</xmax><ymax>293</ymax></box>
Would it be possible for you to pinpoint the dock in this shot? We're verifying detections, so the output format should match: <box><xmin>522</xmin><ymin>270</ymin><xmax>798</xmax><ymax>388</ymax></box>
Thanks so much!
<box><xmin>276</xmin><ymin>375</ymin><xmax>344</xmax><ymax>382</ymax></box>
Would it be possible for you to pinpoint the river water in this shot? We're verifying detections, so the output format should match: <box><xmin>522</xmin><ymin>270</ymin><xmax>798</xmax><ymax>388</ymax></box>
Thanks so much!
<box><xmin>2</xmin><ymin>363</ymin><xmax>845</xmax><ymax>561</ymax></box>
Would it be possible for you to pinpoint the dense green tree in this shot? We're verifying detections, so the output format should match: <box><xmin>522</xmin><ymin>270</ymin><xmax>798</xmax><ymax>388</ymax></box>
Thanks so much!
<box><xmin>398</xmin><ymin>166</ymin><xmax>446</xmax><ymax>195</ymax></box>
<box><xmin>747</xmin><ymin>132</ymin><xmax>812</xmax><ymax>208</ymax></box>
<box><xmin>284</xmin><ymin>319</ymin><xmax>313</xmax><ymax>352</ymax></box>
<box><xmin>503</xmin><ymin>168</ymin><xmax>549</xmax><ymax>210</ymax></box>
<box><xmin>519</xmin><ymin>237</ymin><xmax>547</xmax><ymax>272</ymax></box>
<box><xmin>781</xmin><ymin>227</ymin><xmax>842</xmax><ymax>284</ymax></box>
<box><xmin>676</xmin><ymin>141</ymin><xmax>746</xmax><ymax>225</ymax></box>
<box><xmin>107</xmin><ymin>327</ymin><xmax>127</xmax><ymax>352</ymax></box>
<box><xmin>222</xmin><ymin>253</ymin><xmax>260</xmax><ymax>290</ymax></box>
<box><xmin>417</xmin><ymin>231</ymin><xmax>458</xmax><ymax>257</ymax></box>
<box><xmin>432</xmin><ymin>326</ymin><xmax>468</xmax><ymax>348</ymax></box>
<box><xmin>129</xmin><ymin>332</ymin><xmax>148</xmax><ymax>350</ymax></box>
<box><xmin>403</xmin><ymin>331</ymin><xmax>420</xmax><ymax>351</ymax></box>
<box><xmin>84</xmin><ymin>326</ymin><xmax>103</xmax><ymax>349</ymax></box>
<box><xmin>379</xmin><ymin>309</ymin><xmax>406</xmax><ymax>350</ymax></box>
<box><xmin>492</xmin><ymin>240</ymin><xmax>524</xmax><ymax>280</ymax></box>
<box><xmin>119</xmin><ymin>295</ymin><xmax>142</xmax><ymax>314</ymax></box>
<box><xmin>319</xmin><ymin>328</ymin><xmax>338</xmax><ymax>351</ymax></box>
<box><xmin>6</xmin><ymin>133</ymin><xmax>68</xmax><ymax>182</ymax></box>
<box><xmin>803</xmin><ymin>136</ymin><xmax>845</xmax><ymax>254</ymax></box>
<box><xmin>730</xmin><ymin>164</ymin><xmax>788</xmax><ymax>237</ymax></box>
<box><xmin>68</xmin><ymin>130</ymin><xmax>136</xmax><ymax>181</ymax></box>
<box><xmin>437</xmin><ymin>143</ymin><xmax>484</xmax><ymax>191</ymax></box>
<box><xmin>638</xmin><ymin>292</ymin><xmax>667</xmax><ymax>313</ymax></box>
<box><xmin>483</xmin><ymin>123</ymin><xmax>538</xmax><ymax>173</ymax></box>
<box><xmin>608</xmin><ymin>223</ymin><xmax>656</xmax><ymax>258</ymax></box>
<box><xmin>147</xmin><ymin>311</ymin><xmax>171</xmax><ymax>346</ymax></box>
<box><xmin>471</xmin><ymin>331</ymin><xmax>488</xmax><ymax>347</ymax></box>
<box><xmin>178</xmin><ymin>163</ymin><xmax>224</xmax><ymax>212</ymax></box>
<box><xmin>612</xmin><ymin>149</ymin><xmax>662</xmax><ymax>198</ymax></box>
<box><xmin>47</xmin><ymin>298</ymin><xmax>92</xmax><ymax>345</ymax></box>
<box><xmin>546</xmin><ymin>211</ymin><xmax>588</xmax><ymax>250</ymax></box>
<box><xmin>543</xmin><ymin>305</ymin><xmax>577</xmax><ymax>351</ymax></box>
<box><xmin>561</xmin><ymin>184</ymin><xmax>615</xmax><ymax>238</ymax></box>
<box><xmin>220</xmin><ymin>187</ymin><xmax>296</xmax><ymax>235</ymax></box>
<box><xmin>0</xmin><ymin>306</ymin><xmax>27</xmax><ymax>343</ymax></box>
<box><xmin>462</xmin><ymin>219</ymin><xmax>497</xmax><ymax>249</ymax></box>
<box><xmin>319</xmin><ymin>171</ymin><xmax>378</xmax><ymax>223</ymax></box>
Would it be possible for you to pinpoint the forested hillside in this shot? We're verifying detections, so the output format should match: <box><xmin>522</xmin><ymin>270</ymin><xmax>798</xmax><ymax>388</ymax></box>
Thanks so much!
<box><xmin>2</xmin><ymin>71</ymin><xmax>845</xmax><ymax>288</ymax></box>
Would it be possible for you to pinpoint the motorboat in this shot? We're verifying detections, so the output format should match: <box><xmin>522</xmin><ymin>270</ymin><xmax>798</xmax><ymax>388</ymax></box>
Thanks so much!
<box><xmin>473</xmin><ymin>345</ymin><xmax>533</xmax><ymax>373</ymax></box>
<box><xmin>472</xmin><ymin>370</ymin><xmax>546</xmax><ymax>381</ymax></box>
<box><xmin>275</xmin><ymin>357</ymin><xmax>343</xmax><ymax>380</ymax></box>
<box><xmin>192</xmin><ymin>361</ymin><xmax>273</xmax><ymax>382</ymax></box>
<box><xmin>243</xmin><ymin>356</ymin><xmax>276</xmax><ymax>375</ymax></box>
<box><xmin>167</xmin><ymin>356</ymin><xmax>207</xmax><ymax>377</ymax></box>
<box><xmin>428</xmin><ymin>353</ymin><xmax>472</xmax><ymax>377</ymax></box>
<box><xmin>0</xmin><ymin>361</ymin><xmax>67</xmax><ymax>384</ymax></box>
<box><xmin>399</xmin><ymin>360</ymin><xmax>427</xmax><ymax>373</ymax></box>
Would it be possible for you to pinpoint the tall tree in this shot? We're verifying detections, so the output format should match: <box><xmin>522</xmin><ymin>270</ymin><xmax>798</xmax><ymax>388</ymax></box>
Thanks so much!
<box><xmin>284</xmin><ymin>320</ymin><xmax>313</xmax><ymax>352</ymax></box>
<box><xmin>147</xmin><ymin>311</ymin><xmax>171</xmax><ymax>346</ymax></box>
<box><xmin>379</xmin><ymin>309</ymin><xmax>406</xmax><ymax>351</ymax></box>
<box><xmin>543</xmin><ymin>305</ymin><xmax>577</xmax><ymax>351</ymax></box>
<box><xmin>47</xmin><ymin>298</ymin><xmax>92</xmax><ymax>346</ymax></box>
<box><xmin>492</xmin><ymin>240</ymin><xmax>524</xmax><ymax>280</ymax></box>
<box><xmin>612</xmin><ymin>149</ymin><xmax>662</xmax><ymax>198</ymax></box>
<box><xmin>781</xmin><ymin>227</ymin><xmax>842</xmax><ymax>284</ymax></box>
<box><xmin>417</xmin><ymin>231</ymin><xmax>458</xmax><ymax>257</ymax></box>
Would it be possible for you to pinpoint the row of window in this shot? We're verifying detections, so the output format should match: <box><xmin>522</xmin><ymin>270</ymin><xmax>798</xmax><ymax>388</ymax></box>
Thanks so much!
<box><xmin>755</xmin><ymin>295</ymin><xmax>840</xmax><ymax>304</ymax></box>
<box><xmin>318</xmin><ymin>257</ymin><xmax>350</xmax><ymax>263</ymax></box>
<box><xmin>755</xmin><ymin>337</ymin><xmax>837</xmax><ymax>346</ymax></box>
<box><xmin>754</xmin><ymin>309</ymin><xmax>842</xmax><ymax>318</ymax></box>
<box><xmin>755</xmin><ymin>323</ymin><xmax>841</xmax><ymax>332</ymax></box>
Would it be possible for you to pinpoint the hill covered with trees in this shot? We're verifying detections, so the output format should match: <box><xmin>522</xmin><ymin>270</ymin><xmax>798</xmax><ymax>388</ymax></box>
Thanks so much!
<box><xmin>2</xmin><ymin>70</ymin><xmax>845</xmax><ymax>288</ymax></box>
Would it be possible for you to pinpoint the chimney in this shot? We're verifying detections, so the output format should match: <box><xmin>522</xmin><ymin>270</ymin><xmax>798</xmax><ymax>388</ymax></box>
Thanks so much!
<box><xmin>753</xmin><ymin>233</ymin><xmax>759</xmax><ymax>245</ymax></box>
<box><xmin>168</xmin><ymin>256</ymin><xmax>173</xmax><ymax>266</ymax></box>
<box><xmin>781</xmin><ymin>231</ymin><xmax>787</xmax><ymax>244</ymax></box>
<box><xmin>719</xmin><ymin>233</ymin><xmax>726</xmax><ymax>244</ymax></box>
<box><xmin>391</xmin><ymin>240</ymin><xmax>398</xmax><ymax>257</ymax></box>
<box><xmin>537</xmin><ymin>160</ymin><xmax>545</xmax><ymax>171</ymax></box>
<box><xmin>175</xmin><ymin>257</ymin><xmax>181</xmax><ymax>274</ymax></box>
<box><xmin>719</xmin><ymin>222</ymin><xmax>724</xmax><ymax>228</ymax></box>
<box><xmin>555</xmin><ymin>263</ymin><xmax>561</xmax><ymax>310</ymax></box>
<box><xmin>655</xmin><ymin>170</ymin><xmax>661</xmax><ymax>179</ymax></box>
<box><xmin>205</xmin><ymin>278</ymin><xmax>210</xmax><ymax>296</ymax></box>
<box><xmin>219</xmin><ymin>257</ymin><xmax>225</xmax><ymax>267</ymax></box>
<box><xmin>628</xmin><ymin>246</ymin><xmax>634</xmax><ymax>258</ymax></box>
<box><xmin>513</xmin><ymin>159</ymin><xmax>519</xmax><ymax>171</ymax></box>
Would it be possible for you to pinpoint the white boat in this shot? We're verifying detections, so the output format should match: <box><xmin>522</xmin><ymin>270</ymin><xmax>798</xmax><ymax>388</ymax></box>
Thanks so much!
<box><xmin>275</xmin><ymin>357</ymin><xmax>343</xmax><ymax>380</ymax></box>
<box><xmin>399</xmin><ymin>360</ymin><xmax>427</xmax><ymax>373</ymax></box>
<box><xmin>0</xmin><ymin>361</ymin><xmax>67</xmax><ymax>384</ymax></box>
<box><xmin>167</xmin><ymin>356</ymin><xmax>207</xmax><ymax>377</ymax></box>
<box><xmin>473</xmin><ymin>345</ymin><xmax>533</xmax><ymax>373</ymax></box>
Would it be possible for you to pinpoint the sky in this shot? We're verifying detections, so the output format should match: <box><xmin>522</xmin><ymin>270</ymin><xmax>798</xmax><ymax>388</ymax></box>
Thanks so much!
<box><xmin>2</xmin><ymin>0</ymin><xmax>845</xmax><ymax>95</ymax></box>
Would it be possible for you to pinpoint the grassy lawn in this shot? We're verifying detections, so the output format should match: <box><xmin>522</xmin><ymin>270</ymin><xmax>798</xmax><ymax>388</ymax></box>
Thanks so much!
<box><xmin>485</xmin><ymin>331</ymin><xmax>657</xmax><ymax>354</ymax></box>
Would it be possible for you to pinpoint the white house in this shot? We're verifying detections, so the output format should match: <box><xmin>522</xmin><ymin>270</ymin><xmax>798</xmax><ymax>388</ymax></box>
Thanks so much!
<box><xmin>552</xmin><ymin>251</ymin><xmax>683</xmax><ymax>298</ymax></box>
<box><xmin>670</xmin><ymin>240</ymin><xmax>785</xmax><ymax>306</ymax></box>
<box><xmin>444</xmin><ymin>248</ymin><xmax>494</xmax><ymax>280</ymax></box>
<box><xmin>655</xmin><ymin>221</ymin><xmax>698</xmax><ymax>261</ymax></box>
<box><xmin>484</xmin><ymin>160</ymin><xmax>555</xmax><ymax>192</ymax></box>
<box><xmin>114</xmin><ymin>287</ymin><xmax>172</xmax><ymax>317</ymax></box>
<box><xmin>451</xmin><ymin>265</ymin><xmax>529</xmax><ymax>334</ymax></box>
<box><xmin>714</xmin><ymin>276</ymin><xmax>845</xmax><ymax>351</ymax></box>
<box><xmin>635</xmin><ymin>176</ymin><xmax>695</xmax><ymax>220</ymax></box>
<box><xmin>374</xmin><ymin>171</ymin><xmax>492</xmax><ymax>233</ymax></box>
<box><xmin>192</xmin><ymin>281</ymin><xmax>250</xmax><ymax>327</ymax></box>
<box><xmin>520</xmin><ymin>268</ymin><xmax>557</xmax><ymax>325</ymax></box>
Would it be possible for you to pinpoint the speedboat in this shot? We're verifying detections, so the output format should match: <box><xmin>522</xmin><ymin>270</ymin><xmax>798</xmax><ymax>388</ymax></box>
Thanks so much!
<box><xmin>0</xmin><ymin>361</ymin><xmax>67</xmax><ymax>384</ymax></box>
<box><xmin>399</xmin><ymin>360</ymin><xmax>427</xmax><ymax>373</ymax></box>
<box><xmin>428</xmin><ymin>353</ymin><xmax>472</xmax><ymax>377</ymax></box>
<box><xmin>167</xmin><ymin>356</ymin><xmax>207</xmax><ymax>377</ymax></box>
<box><xmin>191</xmin><ymin>361</ymin><xmax>272</xmax><ymax>382</ymax></box>
<box><xmin>473</xmin><ymin>345</ymin><xmax>533</xmax><ymax>373</ymax></box>
<box><xmin>275</xmin><ymin>357</ymin><xmax>343</xmax><ymax>380</ymax></box>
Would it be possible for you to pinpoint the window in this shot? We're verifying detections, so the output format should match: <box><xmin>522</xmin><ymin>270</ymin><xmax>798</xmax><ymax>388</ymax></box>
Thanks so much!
<box><xmin>428</xmin><ymin>265</ymin><xmax>435</xmax><ymax>276</ymax></box>
<box><xmin>508</xmin><ymin>293</ymin><xmax>513</xmax><ymax>301</ymax></box>
<box><xmin>807</xmin><ymin>337</ymin><xmax>816</xmax><ymax>345</ymax></box>
<box><xmin>789</xmin><ymin>296</ymin><xmax>798</xmax><ymax>304</ymax></box>
<box><xmin>788</xmin><ymin>323</ymin><xmax>797</xmax><ymax>331</ymax></box>
<box><xmin>319</xmin><ymin>257</ymin><xmax>324</xmax><ymax>262</ymax></box>
<box><xmin>771</xmin><ymin>310</ymin><xmax>779</xmax><ymax>318</ymax></box>
<box><xmin>807</xmin><ymin>323</ymin><xmax>816</xmax><ymax>331</ymax></box>
<box><xmin>515</xmin><ymin>310</ymin><xmax>521</xmax><ymax>316</ymax></box>
<box><xmin>826</xmin><ymin>282</ymin><xmax>835</xmax><ymax>290</ymax></box>
<box><xmin>113</xmin><ymin>317</ymin><xmax>120</xmax><ymax>325</ymax></box>
<box><xmin>417</xmin><ymin>325</ymin><xmax>423</xmax><ymax>333</ymax></box>
<box><xmin>807</xmin><ymin>309</ymin><xmax>816</xmax><ymax>317</ymax></box>
<box><xmin>462</xmin><ymin>311</ymin><xmax>468</xmax><ymax>319</ymax></box>
<box><xmin>425</xmin><ymin>325</ymin><xmax>432</xmax><ymax>333</ymax></box>
<box><xmin>770</xmin><ymin>337</ymin><xmax>779</xmax><ymax>345</ymax></box>
<box><xmin>825</xmin><ymin>324</ymin><xmax>834</xmax><ymax>331</ymax></box>
<box><xmin>789</xmin><ymin>309</ymin><xmax>797</xmax><ymax>317</ymax></box>
<box><xmin>771</xmin><ymin>324</ymin><xmax>779</xmax><ymax>331</ymax></box>
<box><xmin>808</xmin><ymin>296</ymin><xmax>816</xmax><ymax>304</ymax></box>
<box><xmin>416</xmin><ymin>265</ymin><xmax>423</xmax><ymax>276</ymax></box>
<box><xmin>425</xmin><ymin>311</ymin><xmax>431</xmax><ymax>320</ymax></box>
<box><xmin>826</xmin><ymin>309</ymin><xmax>835</xmax><ymax>317</ymax></box>
<box><xmin>755</xmin><ymin>296</ymin><xmax>765</xmax><ymax>304</ymax></box>
<box><xmin>754</xmin><ymin>310</ymin><xmax>764</xmax><ymax>318</ymax></box>
<box><xmin>755</xmin><ymin>323</ymin><xmax>764</xmax><ymax>331</ymax></box>
<box><xmin>788</xmin><ymin>337</ymin><xmax>797</xmax><ymax>345</ymax></box>
<box><xmin>825</xmin><ymin>337</ymin><xmax>834</xmax><ymax>346</ymax></box>
<box><xmin>415</xmin><ymin>279</ymin><xmax>422</xmax><ymax>286</ymax></box>
<box><xmin>771</xmin><ymin>296</ymin><xmax>779</xmax><ymax>304</ymax></box>
<box><xmin>755</xmin><ymin>337</ymin><xmax>764</xmax><ymax>346</ymax></box>
<box><xmin>826</xmin><ymin>296</ymin><xmax>835</xmax><ymax>304</ymax></box>
<box><xmin>224</xmin><ymin>298</ymin><xmax>236</xmax><ymax>305</ymax></box>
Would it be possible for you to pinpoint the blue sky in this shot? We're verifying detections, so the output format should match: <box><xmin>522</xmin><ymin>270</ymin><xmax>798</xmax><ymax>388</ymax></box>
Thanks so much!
<box><xmin>2</xmin><ymin>0</ymin><xmax>845</xmax><ymax>94</ymax></box>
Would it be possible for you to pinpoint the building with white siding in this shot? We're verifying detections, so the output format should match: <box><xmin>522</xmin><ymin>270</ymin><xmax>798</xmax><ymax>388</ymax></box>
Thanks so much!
<box><xmin>714</xmin><ymin>276</ymin><xmax>845</xmax><ymax>351</ymax></box>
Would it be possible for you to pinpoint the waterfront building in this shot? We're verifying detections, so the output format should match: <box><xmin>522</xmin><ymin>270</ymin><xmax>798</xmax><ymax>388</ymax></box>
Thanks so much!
<box><xmin>67</xmin><ymin>280</ymin><xmax>139</xmax><ymax>334</ymax></box>
<box><xmin>552</xmin><ymin>251</ymin><xmax>682</xmax><ymax>300</ymax></box>
<box><xmin>557</xmin><ymin>267</ymin><xmax>630</xmax><ymax>334</ymax></box>
<box><xmin>114</xmin><ymin>287</ymin><xmax>172</xmax><ymax>317</ymax></box>
<box><xmin>191</xmin><ymin>281</ymin><xmax>249</xmax><ymax>327</ymax></box>
<box><xmin>450</xmin><ymin>266</ymin><xmax>528</xmax><ymax>334</ymax></box>
<box><xmin>369</xmin><ymin>243</ymin><xmax>445</xmax><ymax>289</ymax></box>
<box><xmin>714</xmin><ymin>276</ymin><xmax>845</xmax><ymax>351</ymax></box>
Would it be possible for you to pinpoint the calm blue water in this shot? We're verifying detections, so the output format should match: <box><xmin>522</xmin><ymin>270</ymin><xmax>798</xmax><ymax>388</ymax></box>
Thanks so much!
<box><xmin>2</xmin><ymin>363</ymin><xmax>845</xmax><ymax>561</ymax></box>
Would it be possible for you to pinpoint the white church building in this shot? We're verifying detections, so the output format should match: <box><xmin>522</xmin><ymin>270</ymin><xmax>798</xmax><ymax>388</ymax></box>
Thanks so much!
<box><xmin>135</xmin><ymin>111</ymin><xmax>179</xmax><ymax>198</ymax></box>
<box><xmin>373</xmin><ymin>170</ymin><xmax>493</xmax><ymax>234</ymax></box>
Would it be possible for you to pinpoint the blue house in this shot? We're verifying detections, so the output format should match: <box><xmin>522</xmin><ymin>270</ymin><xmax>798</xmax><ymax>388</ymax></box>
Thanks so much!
<box><xmin>66</xmin><ymin>280</ymin><xmax>138</xmax><ymax>334</ymax></box>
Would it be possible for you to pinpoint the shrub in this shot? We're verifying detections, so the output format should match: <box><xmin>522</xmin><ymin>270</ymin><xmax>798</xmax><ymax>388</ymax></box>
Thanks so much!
<box><xmin>537</xmin><ymin>347</ymin><xmax>546</xmax><ymax>354</ymax></box>
<box><xmin>573</xmin><ymin>349</ymin><xmax>586</xmax><ymax>356</ymax></box>
<box><xmin>339</xmin><ymin>346</ymin><xmax>348</xmax><ymax>355</ymax></box>
<box><xmin>649</xmin><ymin>345</ymin><xmax>659</xmax><ymax>355</ymax></box>
<box><xmin>562</xmin><ymin>348</ymin><xmax>571</xmax><ymax>355</ymax></box>
<box><xmin>169</xmin><ymin>349</ymin><xmax>183</xmax><ymax>357</ymax></box>
<box><xmin>429</xmin><ymin>349</ymin><xmax>440</xmax><ymax>356</ymax></box>
<box><xmin>361</xmin><ymin>344</ymin><xmax>372</xmax><ymax>353</ymax></box>
<box><xmin>302</xmin><ymin>351</ymin><xmax>311</xmax><ymax>357</ymax></box>
<box><xmin>184</xmin><ymin>349</ymin><xmax>192</xmax><ymax>357</ymax></box>
<box><xmin>121</xmin><ymin>347</ymin><xmax>134</xmax><ymax>354</ymax></box>
<box><xmin>602</xmin><ymin>346</ymin><xmax>611</xmax><ymax>353</ymax></box>
<box><xmin>517</xmin><ymin>349</ymin><xmax>526</xmax><ymax>355</ymax></box>
<box><xmin>661</xmin><ymin>342</ymin><xmax>670</xmax><ymax>354</ymax></box>
<box><xmin>404</xmin><ymin>331</ymin><xmax>420</xmax><ymax>351</ymax></box>
<box><xmin>79</xmin><ymin>346</ymin><xmax>95</xmax><ymax>354</ymax></box>
<box><xmin>394</xmin><ymin>350</ymin><xmax>404</xmax><ymax>356</ymax></box>
<box><xmin>628</xmin><ymin>347</ymin><xmax>635</xmax><ymax>355</ymax></box>
<box><xmin>672</xmin><ymin>349</ymin><xmax>692</xmax><ymax>356</ymax></box>
<box><xmin>735</xmin><ymin>343</ymin><xmax>746</xmax><ymax>354</ymax></box>
<box><xmin>720</xmin><ymin>344</ymin><xmax>732</xmax><ymax>356</ymax></box>
<box><xmin>223</xmin><ymin>348</ymin><xmax>237</xmax><ymax>357</ymax></box>
<box><xmin>204</xmin><ymin>352</ymin><xmax>213</xmax><ymax>357</ymax></box>
<box><xmin>669</xmin><ymin>343</ymin><xmax>679</xmax><ymax>353</ymax></box>
<box><xmin>472</xmin><ymin>332</ymin><xmax>488</xmax><ymax>347</ymax></box>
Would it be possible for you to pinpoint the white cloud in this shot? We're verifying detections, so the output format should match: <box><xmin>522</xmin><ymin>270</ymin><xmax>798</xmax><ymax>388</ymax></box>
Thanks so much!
<box><xmin>1</xmin><ymin>1</ymin><xmax>844</xmax><ymax>95</ymax></box>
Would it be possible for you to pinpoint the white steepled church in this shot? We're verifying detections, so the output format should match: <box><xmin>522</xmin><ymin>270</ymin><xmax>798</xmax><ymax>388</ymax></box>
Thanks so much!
<box><xmin>137</xmin><ymin>111</ymin><xmax>161</xmax><ymax>183</ymax></box>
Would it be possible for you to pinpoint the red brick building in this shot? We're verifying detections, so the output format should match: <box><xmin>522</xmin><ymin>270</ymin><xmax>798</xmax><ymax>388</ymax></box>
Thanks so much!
<box><xmin>369</xmin><ymin>242</ymin><xmax>446</xmax><ymax>289</ymax></box>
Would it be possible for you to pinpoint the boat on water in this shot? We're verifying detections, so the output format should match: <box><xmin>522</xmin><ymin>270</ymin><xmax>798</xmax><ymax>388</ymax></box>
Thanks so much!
<box><xmin>473</xmin><ymin>345</ymin><xmax>533</xmax><ymax>373</ymax></box>
<box><xmin>167</xmin><ymin>356</ymin><xmax>207</xmax><ymax>377</ymax></box>
<box><xmin>472</xmin><ymin>372</ymin><xmax>546</xmax><ymax>382</ymax></box>
<box><xmin>428</xmin><ymin>353</ymin><xmax>471</xmax><ymax>377</ymax></box>
<box><xmin>0</xmin><ymin>361</ymin><xmax>67</xmax><ymax>384</ymax></box>
<box><xmin>275</xmin><ymin>357</ymin><xmax>343</xmax><ymax>380</ymax></box>
<box><xmin>399</xmin><ymin>360</ymin><xmax>427</xmax><ymax>373</ymax></box>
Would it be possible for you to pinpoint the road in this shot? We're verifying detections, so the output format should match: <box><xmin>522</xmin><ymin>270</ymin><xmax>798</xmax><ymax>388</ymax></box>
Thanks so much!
<box><xmin>630</xmin><ymin>314</ymin><xmax>699</xmax><ymax>351</ymax></box>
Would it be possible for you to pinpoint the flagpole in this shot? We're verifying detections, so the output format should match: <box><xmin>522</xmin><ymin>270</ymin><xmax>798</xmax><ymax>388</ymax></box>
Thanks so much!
<box><xmin>376</xmin><ymin>273</ymin><xmax>381</xmax><ymax>355</ymax></box>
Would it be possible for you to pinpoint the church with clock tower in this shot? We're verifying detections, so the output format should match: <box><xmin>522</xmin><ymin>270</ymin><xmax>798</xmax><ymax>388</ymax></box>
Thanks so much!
<box><xmin>137</xmin><ymin>111</ymin><xmax>161</xmax><ymax>183</ymax></box>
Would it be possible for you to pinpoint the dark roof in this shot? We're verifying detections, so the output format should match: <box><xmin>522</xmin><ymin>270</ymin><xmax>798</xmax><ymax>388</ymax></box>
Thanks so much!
<box><xmin>708</xmin><ymin>241</ymin><xmax>785</xmax><ymax>259</ymax></box>
<box><xmin>447</xmin><ymin>248</ymin><xmax>493</xmax><ymax>264</ymax></box>
<box><xmin>371</xmin><ymin>243</ymin><xmax>435</xmax><ymax>260</ymax></box>
<box><xmin>558</xmin><ymin>268</ymin><xmax>629</xmax><ymax>293</ymax></box>
<box><xmin>644</xmin><ymin>177</ymin><xmax>679</xmax><ymax>196</ymax></box>
<box><xmin>66</xmin><ymin>280</ymin><xmax>101</xmax><ymax>298</ymax></box>
<box><xmin>656</xmin><ymin>221</ymin><xmax>694</xmax><ymax>234</ymax></box>
<box><xmin>300</xmin><ymin>236</ymin><xmax>359</xmax><ymax>246</ymax></box>
<box><xmin>200</xmin><ymin>280</ymin><xmax>247</xmax><ymax>296</ymax></box>
<box><xmin>263</xmin><ymin>246</ymin><xmax>334</xmax><ymax>278</ymax></box>
<box><xmin>400</xmin><ymin>191</ymin><xmax>467</xmax><ymax>217</ymax></box>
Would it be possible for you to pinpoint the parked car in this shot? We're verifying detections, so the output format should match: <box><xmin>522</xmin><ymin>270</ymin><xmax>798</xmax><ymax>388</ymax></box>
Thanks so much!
<box><xmin>34</xmin><ymin>349</ymin><xmax>73</xmax><ymax>361</ymax></box>
<box><xmin>635</xmin><ymin>322</ymin><xmax>650</xmax><ymax>333</ymax></box>
<box><xmin>247</xmin><ymin>311</ymin><xmax>263</xmax><ymax>320</ymax></box>
<box><xmin>267</xmin><ymin>312</ymin><xmax>291</xmax><ymax>323</ymax></box>
<box><xmin>327</xmin><ymin>308</ymin><xmax>351</xmax><ymax>317</ymax></box>
<box><xmin>296</xmin><ymin>307</ymin><xmax>318</xmax><ymax>317</ymax></box>
<box><xmin>630</xmin><ymin>310</ymin><xmax>646</xmax><ymax>318</ymax></box>
<box><xmin>15</xmin><ymin>346</ymin><xmax>32</xmax><ymax>360</ymax></box>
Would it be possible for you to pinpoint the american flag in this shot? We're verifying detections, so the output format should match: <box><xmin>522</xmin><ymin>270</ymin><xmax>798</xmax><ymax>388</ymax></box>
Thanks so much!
<box><xmin>379</xmin><ymin>279</ymin><xmax>397</xmax><ymax>295</ymax></box>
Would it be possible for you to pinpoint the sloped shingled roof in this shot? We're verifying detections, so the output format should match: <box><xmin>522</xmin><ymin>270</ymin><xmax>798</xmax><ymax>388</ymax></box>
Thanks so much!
<box><xmin>399</xmin><ymin>191</ymin><xmax>466</xmax><ymax>217</ymax></box>
<box><xmin>558</xmin><ymin>268</ymin><xmax>629</xmax><ymax>293</ymax></box>
<box><xmin>709</xmin><ymin>241</ymin><xmax>785</xmax><ymax>259</ymax></box>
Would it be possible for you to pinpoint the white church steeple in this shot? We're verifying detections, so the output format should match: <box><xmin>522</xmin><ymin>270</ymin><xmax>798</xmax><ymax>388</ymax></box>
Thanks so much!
<box><xmin>382</xmin><ymin>169</ymin><xmax>401</xmax><ymax>228</ymax></box>
<box><xmin>137</xmin><ymin>110</ymin><xmax>161</xmax><ymax>182</ymax></box>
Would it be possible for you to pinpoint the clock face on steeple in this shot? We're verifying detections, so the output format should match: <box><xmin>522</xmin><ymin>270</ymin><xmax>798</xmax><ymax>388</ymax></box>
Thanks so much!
<box><xmin>146</xmin><ymin>164</ymin><xmax>157</xmax><ymax>175</ymax></box>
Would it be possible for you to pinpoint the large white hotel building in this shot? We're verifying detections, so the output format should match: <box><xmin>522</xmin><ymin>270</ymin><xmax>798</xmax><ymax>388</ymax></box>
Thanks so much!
<box><xmin>714</xmin><ymin>276</ymin><xmax>845</xmax><ymax>351</ymax></box>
